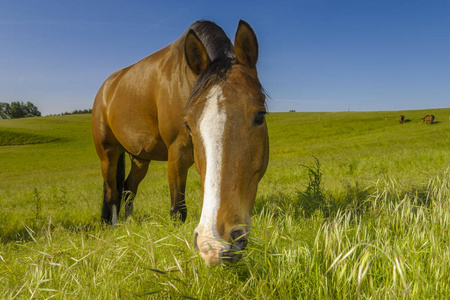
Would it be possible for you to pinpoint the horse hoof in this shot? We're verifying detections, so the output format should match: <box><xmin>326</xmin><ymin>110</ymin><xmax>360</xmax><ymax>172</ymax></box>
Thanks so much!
<box><xmin>170</xmin><ymin>208</ymin><xmax>187</xmax><ymax>223</ymax></box>
<box><xmin>125</xmin><ymin>203</ymin><xmax>133</xmax><ymax>219</ymax></box>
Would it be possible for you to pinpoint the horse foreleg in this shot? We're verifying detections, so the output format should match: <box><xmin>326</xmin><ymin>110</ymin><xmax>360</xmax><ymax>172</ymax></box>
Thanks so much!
<box><xmin>124</xmin><ymin>156</ymin><xmax>150</xmax><ymax>220</ymax></box>
<box><xmin>168</xmin><ymin>147</ymin><xmax>193</xmax><ymax>222</ymax></box>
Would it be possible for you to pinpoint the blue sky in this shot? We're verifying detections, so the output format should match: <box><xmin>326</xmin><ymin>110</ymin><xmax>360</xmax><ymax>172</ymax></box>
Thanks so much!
<box><xmin>0</xmin><ymin>0</ymin><xmax>449</xmax><ymax>115</ymax></box>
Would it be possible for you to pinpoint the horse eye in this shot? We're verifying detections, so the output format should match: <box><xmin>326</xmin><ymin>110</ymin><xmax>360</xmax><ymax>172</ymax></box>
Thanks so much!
<box><xmin>184</xmin><ymin>120</ymin><xmax>191</xmax><ymax>132</ymax></box>
<box><xmin>254</xmin><ymin>111</ymin><xmax>267</xmax><ymax>126</ymax></box>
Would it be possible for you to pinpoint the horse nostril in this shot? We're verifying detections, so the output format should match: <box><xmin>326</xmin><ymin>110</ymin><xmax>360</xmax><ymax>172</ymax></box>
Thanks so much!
<box><xmin>230</xmin><ymin>229</ymin><xmax>248</xmax><ymax>251</ymax></box>
<box><xmin>194</xmin><ymin>231</ymin><xmax>199</xmax><ymax>252</ymax></box>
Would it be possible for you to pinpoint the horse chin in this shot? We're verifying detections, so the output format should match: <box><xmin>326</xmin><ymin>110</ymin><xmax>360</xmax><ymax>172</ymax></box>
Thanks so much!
<box><xmin>198</xmin><ymin>245</ymin><xmax>244</xmax><ymax>266</ymax></box>
<box><xmin>219</xmin><ymin>249</ymin><xmax>244</xmax><ymax>265</ymax></box>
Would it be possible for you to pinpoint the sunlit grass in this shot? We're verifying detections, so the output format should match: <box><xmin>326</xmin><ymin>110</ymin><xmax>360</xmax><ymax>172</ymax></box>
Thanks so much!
<box><xmin>1</xmin><ymin>172</ymin><xmax>449</xmax><ymax>299</ymax></box>
<box><xmin>1</xmin><ymin>109</ymin><xmax>450</xmax><ymax>298</ymax></box>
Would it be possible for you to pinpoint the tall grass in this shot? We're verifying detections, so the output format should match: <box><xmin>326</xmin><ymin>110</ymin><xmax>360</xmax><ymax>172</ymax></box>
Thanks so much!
<box><xmin>1</xmin><ymin>109</ymin><xmax>450</xmax><ymax>298</ymax></box>
<box><xmin>1</xmin><ymin>170</ymin><xmax>449</xmax><ymax>299</ymax></box>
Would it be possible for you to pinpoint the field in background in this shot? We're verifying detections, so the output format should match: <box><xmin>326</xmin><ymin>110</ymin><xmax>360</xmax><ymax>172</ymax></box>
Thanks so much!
<box><xmin>1</xmin><ymin>109</ymin><xmax>449</xmax><ymax>299</ymax></box>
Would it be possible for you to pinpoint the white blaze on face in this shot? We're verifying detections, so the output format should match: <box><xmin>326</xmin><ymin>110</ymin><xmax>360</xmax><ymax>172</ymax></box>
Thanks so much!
<box><xmin>195</xmin><ymin>85</ymin><xmax>227</xmax><ymax>265</ymax></box>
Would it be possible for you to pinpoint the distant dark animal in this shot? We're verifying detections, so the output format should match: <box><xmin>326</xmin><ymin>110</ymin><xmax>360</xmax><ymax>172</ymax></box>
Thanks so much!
<box><xmin>92</xmin><ymin>20</ymin><xmax>269</xmax><ymax>266</ymax></box>
<box><xmin>399</xmin><ymin>115</ymin><xmax>405</xmax><ymax>124</ymax></box>
<box><xmin>422</xmin><ymin>115</ymin><xmax>435</xmax><ymax>124</ymax></box>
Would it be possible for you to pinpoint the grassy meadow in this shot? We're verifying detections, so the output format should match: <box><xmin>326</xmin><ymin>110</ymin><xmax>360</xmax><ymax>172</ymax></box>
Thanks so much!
<box><xmin>1</xmin><ymin>108</ymin><xmax>450</xmax><ymax>299</ymax></box>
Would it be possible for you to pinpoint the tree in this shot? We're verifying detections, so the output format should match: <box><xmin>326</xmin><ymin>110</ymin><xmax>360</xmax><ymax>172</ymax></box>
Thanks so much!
<box><xmin>0</xmin><ymin>101</ymin><xmax>41</xmax><ymax>119</ymax></box>
<box><xmin>23</xmin><ymin>101</ymin><xmax>41</xmax><ymax>117</ymax></box>
<box><xmin>0</xmin><ymin>102</ymin><xmax>11</xmax><ymax>119</ymax></box>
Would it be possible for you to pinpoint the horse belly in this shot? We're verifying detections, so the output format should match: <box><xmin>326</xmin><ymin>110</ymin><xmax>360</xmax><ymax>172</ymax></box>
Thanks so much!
<box><xmin>142</xmin><ymin>139</ymin><xmax>169</xmax><ymax>161</ymax></box>
<box><xmin>115</xmin><ymin>126</ymin><xmax>169</xmax><ymax>161</ymax></box>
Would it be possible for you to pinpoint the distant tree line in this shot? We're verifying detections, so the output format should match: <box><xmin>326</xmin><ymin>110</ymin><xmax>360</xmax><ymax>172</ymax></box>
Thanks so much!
<box><xmin>0</xmin><ymin>101</ymin><xmax>41</xmax><ymax>119</ymax></box>
<box><xmin>61</xmin><ymin>109</ymin><xmax>92</xmax><ymax>115</ymax></box>
<box><xmin>47</xmin><ymin>108</ymin><xmax>92</xmax><ymax>116</ymax></box>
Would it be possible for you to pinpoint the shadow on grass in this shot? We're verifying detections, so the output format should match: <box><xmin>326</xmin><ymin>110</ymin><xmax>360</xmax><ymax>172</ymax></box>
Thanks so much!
<box><xmin>0</xmin><ymin>208</ymin><xmax>178</xmax><ymax>244</ymax></box>
<box><xmin>254</xmin><ymin>157</ymin><xmax>436</xmax><ymax>221</ymax></box>
<box><xmin>254</xmin><ymin>181</ymin><xmax>372</xmax><ymax>220</ymax></box>
<box><xmin>0</xmin><ymin>215</ymin><xmax>103</xmax><ymax>244</ymax></box>
<box><xmin>254</xmin><ymin>157</ymin><xmax>371</xmax><ymax>219</ymax></box>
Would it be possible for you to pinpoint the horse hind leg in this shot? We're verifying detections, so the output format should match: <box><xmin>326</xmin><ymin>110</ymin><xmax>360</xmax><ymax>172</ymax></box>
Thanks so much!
<box><xmin>100</xmin><ymin>151</ymin><xmax>125</xmax><ymax>225</ymax></box>
<box><xmin>115</xmin><ymin>152</ymin><xmax>125</xmax><ymax>222</ymax></box>
<box><xmin>124</xmin><ymin>156</ymin><xmax>150</xmax><ymax>220</ymax></box>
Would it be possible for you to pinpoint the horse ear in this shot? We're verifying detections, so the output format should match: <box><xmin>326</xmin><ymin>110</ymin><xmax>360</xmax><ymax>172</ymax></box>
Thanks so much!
<box><xmin>234</xmin><ymin>20</ymin><xmax>258</xmax><ymax>69</ymax></box>
<box><xmin>185</xmin><ymin>29</ymin><xmax>210</xmax><ymax>75</ymax></box>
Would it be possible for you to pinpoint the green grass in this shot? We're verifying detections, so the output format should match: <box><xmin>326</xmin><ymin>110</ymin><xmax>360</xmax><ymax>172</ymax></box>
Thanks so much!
<box><xmin>1</xmin><ymin>109</ymin><xmax>450</xmax><ymax>299</ymax></box>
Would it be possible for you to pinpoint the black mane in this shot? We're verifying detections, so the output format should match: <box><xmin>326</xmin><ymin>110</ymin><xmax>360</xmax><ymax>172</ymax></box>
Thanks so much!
<box><xmin>189</xmin><ymin>20</ymin><xmax>235</xmax><ymax>62</ymax></box>
<box><xmin>187</xmin><ymin>21</ymin><xmax>236</xmax><ymax>102</ymax></box>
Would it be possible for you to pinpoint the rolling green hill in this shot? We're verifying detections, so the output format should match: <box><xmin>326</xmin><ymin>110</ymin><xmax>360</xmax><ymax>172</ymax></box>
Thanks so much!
<box><xmin>1</xmin><ymin>109</ymin><xmax>449</xmax><ymax>299</ymax></box>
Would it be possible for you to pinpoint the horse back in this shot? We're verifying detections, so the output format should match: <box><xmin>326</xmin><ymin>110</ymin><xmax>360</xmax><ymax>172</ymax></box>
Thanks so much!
<box><xmin>92</xmin><ymin>35</ymin><xmax>197</xmax><ymax>160</ymax></box>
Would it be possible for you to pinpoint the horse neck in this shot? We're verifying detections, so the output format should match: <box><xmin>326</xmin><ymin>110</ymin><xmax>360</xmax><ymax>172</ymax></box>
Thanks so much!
<box><xmin>154</xmin><ymin>37</ymin><xmax>199</xmax><ymax>102</ymax></box>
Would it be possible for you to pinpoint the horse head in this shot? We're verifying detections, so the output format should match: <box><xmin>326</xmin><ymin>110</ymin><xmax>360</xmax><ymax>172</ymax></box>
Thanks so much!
<box><xmin>184</xmin><ymin>21</ymin><xmax>269</xmax><ymax>265</ymax></box>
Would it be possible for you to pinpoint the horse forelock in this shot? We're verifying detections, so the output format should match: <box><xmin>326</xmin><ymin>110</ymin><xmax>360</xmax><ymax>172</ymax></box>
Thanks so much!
<box><xmin>185</xmin><ymin>21</ymin><xmax>236</xmax><ymax>106</ymax></box>
<box><xmin>187</xmin><ymin>59</ymin><xmax>231</xmax><ymax>104</ymax></box>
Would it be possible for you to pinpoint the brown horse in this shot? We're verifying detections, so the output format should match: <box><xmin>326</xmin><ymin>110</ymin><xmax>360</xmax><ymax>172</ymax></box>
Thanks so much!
<box><xmin>422</xmin><ymin>114</ymin><xmax>435</xmax><ymax>124</ymax></box>
<box><xmin>399</xmin><ymin>115</ymin><xmax>405</xmax><ymax>124</ymax></box>
<box><xmin>92</xmin><ymin>20</ymin><xmax>269</xmax><ymax>265</ymax></box>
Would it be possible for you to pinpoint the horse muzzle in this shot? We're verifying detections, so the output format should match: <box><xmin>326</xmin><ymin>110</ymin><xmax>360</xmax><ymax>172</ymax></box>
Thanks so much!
<box><xmin>194</xmin><ymin>229</ymin><xmax>249</xmax><ymax>266</ymax></box>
